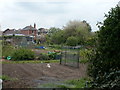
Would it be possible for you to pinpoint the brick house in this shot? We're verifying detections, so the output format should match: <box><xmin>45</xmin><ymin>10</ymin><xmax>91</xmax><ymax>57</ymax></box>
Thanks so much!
<box><xmin>2</xmin><ymin>24</ymin><xmax>37</xmax><ymax>46</ymax></box>
<box><xmin>2</xmin><ymin>23</ymin><xmax>51</xmax><ymax>45</ymax></box>
<box><xmin>20</xmin><ymin>23</ymin><xmax>37</xmax><ymax>40</ymax></box>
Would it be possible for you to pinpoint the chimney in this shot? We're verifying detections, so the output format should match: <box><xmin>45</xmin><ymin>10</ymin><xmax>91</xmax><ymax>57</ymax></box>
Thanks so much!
<box><xmin>34</xmin><ymin>23</ymin><xmax>36</xmax><ymax>29</ymax></box>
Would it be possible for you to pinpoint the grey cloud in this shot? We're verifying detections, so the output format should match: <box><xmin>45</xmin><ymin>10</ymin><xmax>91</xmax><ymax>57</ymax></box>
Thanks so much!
<box><xmin>15</xmin><ymin>2</ymin><xmax>70</xmax><ymax>14</ymax></box>
<box><xmin>1</xmin><ymin>0</ymin><xmax>119</xmax><ymax>31</ymax></box>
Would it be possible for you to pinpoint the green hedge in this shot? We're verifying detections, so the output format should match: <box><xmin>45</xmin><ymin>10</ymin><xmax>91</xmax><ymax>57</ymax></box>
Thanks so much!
<box><xmin>11</xmin><ymin>48</ymin><xmax>35</xmax><ymax>60</ymax></box>
<box><xmin>2</xmin><ymin>45</ymin><xmax>15</xmax><ymax>59</ymax></box>
<box><xmin>37</xmin><ymin>52</ymin><xmax>61</xmax><ymax>60</ymax></box>
<box><xmin>38</xmin><ymin>53</ymin><xmax>50</xmax><ymax>60</ymax></box>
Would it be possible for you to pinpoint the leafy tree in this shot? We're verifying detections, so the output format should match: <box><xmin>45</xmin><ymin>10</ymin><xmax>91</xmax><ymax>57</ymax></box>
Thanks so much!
<box><xmin>66</xmin><ymin>36</ymin><xmax>78</xmax><ymax>46</ymax></box>
<box><xmin>48</xmin><ymin>27</ymin><xmax>61</xmax><ymax>35</ymax></box>
<box><xmin>47</xmin><ymin>21</ymin><xmax>92</xmax><ymax>45</ymax></box>
<box><xmin>50</xmin><ymin>30</ymin><xmax>65</xmax><ymax>44</ymax></box>
<box><xmin>47</xmin><ymin>27</ymin><xmax>65</xmax><ymax>44</ymax></box>
<box><xmin>64</xmin><ymin>20</ymin><xmax>92</xmax><ymax>45</ymax></box>
<box><xmin>88</xmin><ymin>6</ymin><xmax>120</xmax><ymax>89</ymax></box>
<box><xmin>85</xmin><ymin>32</ymin><xmax>98</xmax><ymax>47</ymax></box>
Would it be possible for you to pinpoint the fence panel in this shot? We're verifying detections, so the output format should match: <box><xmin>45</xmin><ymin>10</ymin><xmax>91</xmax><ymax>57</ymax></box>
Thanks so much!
<box><xmin>60</xmin><ymin>50</ymin><xmax>80</xmax><ymax>68</ymax></box>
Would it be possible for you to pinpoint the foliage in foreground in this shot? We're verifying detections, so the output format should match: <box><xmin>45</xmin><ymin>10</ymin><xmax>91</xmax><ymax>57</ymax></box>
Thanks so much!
<box><xmin>88</xmin><ymin>6</ymin><xmax>120</xmax><ymax>89</ymax></box>
<box><xmin>64</xmin><ymin>77</ymin><xmax>91</xmax><ymax>88</ymax></box>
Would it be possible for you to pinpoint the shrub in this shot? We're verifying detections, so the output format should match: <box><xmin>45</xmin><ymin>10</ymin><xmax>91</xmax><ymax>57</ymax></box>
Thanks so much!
<box><xmin>11</xmin><ymin>48</ymin><xmax>35</xmax><ymax>60</ymax></box>
<box><xmin>88</xmin><ymin>6</ymin><xmax>120</xmax><ymax>89</ymax></box>
<box><xmin>80</xmin><ymin>48</ymin><xmax>92</xmax><ymax>63</ymax></box>
<box><xmin>37</xmin><ymin>52</ymin><xmax>61</xmax><ymax>60</ymax></box>
<box><xmin>48</xmin><ymin>45</ymin><xmax>62</xmax><ymax>49</ymax></box>
<box><xmin>48</xmin><ymin>52</ymin><xmax>57</xmax><ymax>60</ymax></box>
<box><xmin>66</xmin><ymin>36</ymin><xmax>78</xmax><ymax>46</ymax></box>
<box><xmin>38</xmin><ymin>53</ymin><xmax>50</xmax><ymax>60</ymax></box>
<box><xmin>2</xmin><ymin>45</ymin><xmax>15</xmax><ymax>59</ymax></box>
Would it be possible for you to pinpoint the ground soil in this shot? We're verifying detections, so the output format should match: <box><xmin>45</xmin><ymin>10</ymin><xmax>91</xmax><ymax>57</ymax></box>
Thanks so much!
<box><xmin>2</xmin><ymin>63</ymin><xmax>87</xmax><ymax>88</ymax></box>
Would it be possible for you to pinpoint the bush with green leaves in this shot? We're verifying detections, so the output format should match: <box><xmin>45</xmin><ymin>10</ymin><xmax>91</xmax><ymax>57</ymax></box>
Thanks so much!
<box><xmin>88</xmin><ymin>6</ymin><xmax>120</xmax><ymax>89</ymax></box>
<box><xmin>38</xmin><ymin>53</ymin><xmax>50</xmax><ymax>60</ymax></box>
<box><xmin>66</xmin><ymin>36</ymin><xmax>78</xmax><ymax>46</ymax></box>
<box><xmin>37</xmin><ymin>52</ymin><xmax>61</xmax><ymax>60</ymax></box>
<box><xmin>11</xmin><ymin>48</ymin><xmax>35</xmax><ymax>60</ymax></box>
<box><xmin>2</xmin><ymin>45</ymin><xmax>15</xmax><ymax>59</ymax></box>
<box><xmin>64</xmin><ymin>20</ymin><xmax>92</xmax><ymax>45</ymax></box>
<box><xmin>48</xmin><ymin>45</ymin><xmax>62</xmax><ymax>49</ymax></box>
<box><xmin>48</xmin><ymin>52</ymin><xmax>57</xmax><ymax>60</ymax></box>
<box><xmin>80</xmin><ymin>48</ymin><xmax>92</xmax><ymax>63</ymax></box>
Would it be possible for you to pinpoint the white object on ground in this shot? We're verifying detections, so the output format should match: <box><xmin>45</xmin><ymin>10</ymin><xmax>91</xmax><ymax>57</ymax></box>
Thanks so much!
<box><xmin>47</xmin><ymin>64</ymin><xmax>51</xmax><ymax>68</ymax></box>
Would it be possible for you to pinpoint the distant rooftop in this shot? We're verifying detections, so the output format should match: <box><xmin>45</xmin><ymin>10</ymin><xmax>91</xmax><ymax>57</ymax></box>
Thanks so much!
<box><xmin>3</xmin><ymin>29</ymin><xmax>25</xmax><ymax>36</ymax></box>
<box><xmin>22</xmin><ymin>25</ymin><xmax>37</xmax><ymax>31</ymax></box>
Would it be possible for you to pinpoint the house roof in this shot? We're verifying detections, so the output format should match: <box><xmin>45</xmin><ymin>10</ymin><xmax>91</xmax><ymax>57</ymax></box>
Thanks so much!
<box><xmin>22</xmin><ymin>25</ymin><xmax>37</xmax><ymax>31</ymax></box>
<box><xmin>3</xmin><ymin>29</ymin><xmax>25</xmax><ymax>36</ymax></box>
<box><xmin>38</xmin><ymin>28</ymin><xmax>48</xmax><ymax>33</ymax></box>
<box><xmin>3</xmin><ymin>29</ymin><xmax>15</xmax><ymax>35</ymax></box>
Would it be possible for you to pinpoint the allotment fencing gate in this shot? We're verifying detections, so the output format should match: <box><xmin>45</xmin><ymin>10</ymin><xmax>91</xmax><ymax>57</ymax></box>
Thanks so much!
<box><xmin>60</xmin><ymin>49</ymin><xmax>80</xmax><ymax>68</ymax></box>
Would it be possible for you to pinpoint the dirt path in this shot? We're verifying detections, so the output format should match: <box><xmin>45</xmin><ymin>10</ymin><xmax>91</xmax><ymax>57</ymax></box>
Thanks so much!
<box><xmin>2</xmin><ymin>63</ymin><xmax>87</xmax><ymax>88</ymax></box>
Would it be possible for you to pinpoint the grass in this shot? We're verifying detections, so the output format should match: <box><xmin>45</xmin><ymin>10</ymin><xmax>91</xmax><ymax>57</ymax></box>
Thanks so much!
<box><xmin>2</xmin><ymin>60</ymin><xmax>60</xmax><ymax>64</ymax></box>
<box><xmin>38</xmin><ymin>83</ymin><xmax>75</xmax><ymax>88</ymax></box>
<box><xmin>38</xmin><ymin>77</ymin><xmax>92</xmax><ymax>88</ymax></box>
<box><xmin>64</xmin><ymin>77</ymin><xmax>91</xmax><ymax>88</ymax></box>
<box><xmin>0</xmin><ymin>75</ymin><xmax>18</xmax><ymax>81</ymax></box>
<box><xmin>79</xmin><ymin>59</ymin><xmax>89</xmax><ymax>64</ymax></box>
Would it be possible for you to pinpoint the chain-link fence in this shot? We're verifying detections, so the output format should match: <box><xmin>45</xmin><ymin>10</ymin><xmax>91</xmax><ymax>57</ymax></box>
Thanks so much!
<box><xmin>60</xmin><ymin>49</ymin><xmax>80</xmax><ymax>68</ymax></box>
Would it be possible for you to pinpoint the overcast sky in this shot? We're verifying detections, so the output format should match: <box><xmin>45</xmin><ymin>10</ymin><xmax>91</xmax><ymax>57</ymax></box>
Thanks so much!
<box><xmin>0</xmin><ymin>0</ymin><xmax>119</xmax><ymax>31</ymax></box>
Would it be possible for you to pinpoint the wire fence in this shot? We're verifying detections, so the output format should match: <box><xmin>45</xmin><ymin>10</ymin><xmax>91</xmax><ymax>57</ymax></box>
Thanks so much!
<box><xmin>60</xmin><ymin>49</ymin><xmax>80</xmax><ymax>68</ymax></box>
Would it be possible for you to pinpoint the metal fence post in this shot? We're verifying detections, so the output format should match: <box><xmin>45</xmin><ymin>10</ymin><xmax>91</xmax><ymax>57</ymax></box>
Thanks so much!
<box><xmin>77</xmin><ymin>50</ymin><xmax>80</xmax><ymax>68</ymax></box>
<box><xmin>60</xmin><ymin>52</ymin><xmax>62</xmax><ymax>64</ymax></box>
<box><xmin>65</xmin><ymin>50</ymin><xmax>67</xmax><ymax>65</ymax></box>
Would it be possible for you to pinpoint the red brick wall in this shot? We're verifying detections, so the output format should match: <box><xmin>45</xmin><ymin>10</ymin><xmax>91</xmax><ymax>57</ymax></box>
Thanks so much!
<box><xmin>21</xmin><ymin>30</ymin><xmax>36</xmax><ymax>35</ymax></box>
<box><xmin>20</xmin><ymin>30</ymin><xmax>37</xmax><ymax>40</ymax></box>
<box><xmin>21</xmin><ymin>30</ymin><xmax>29</xmax><ymax>35</ymax></box>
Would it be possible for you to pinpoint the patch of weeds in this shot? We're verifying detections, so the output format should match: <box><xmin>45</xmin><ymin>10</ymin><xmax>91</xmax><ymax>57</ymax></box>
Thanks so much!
<box><xmin>37</xmin><ymin>77</ymin><xmax>92</xmax><ymax>88</ymax></box>
<box><xmin>2</xmin><ymin>60</ymin><xmax>60</xmax><ymax>64</ymax></box>
<box><xmin>57</xmin><ymin>85</ymin><xmax>69</xmax><ymax>88</ymax></box>
<box><xmin>65</xmin><ymin>77</ymin><xmax>92</xmax><ymax>88</ymax></box>
<box><xmin>0</xmin><ymin>75</ymin><xmax>18</xmax><ymax>81</ymax></box>
<box><xmin>56</xmin><ymin>84</ymin><xmax>75</xmax><ymax>88</ymax></box>
<box><xmin>38</xmin><ymin>83</ymin><xmax>58</xmax><ymax>88</ymax></box>
<box><xmin>80</xmin><ymin>59</ymin><xmax>89</xmax><ymax>64</ymax></box>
